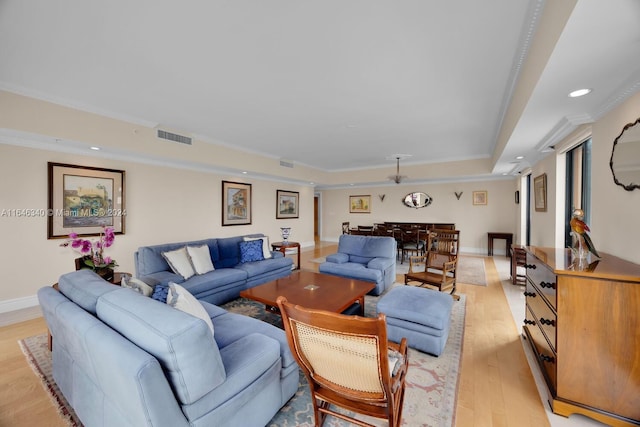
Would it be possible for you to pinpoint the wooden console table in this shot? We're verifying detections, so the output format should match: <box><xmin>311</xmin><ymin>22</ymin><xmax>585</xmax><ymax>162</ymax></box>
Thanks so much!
<box><xmin>522</xmin><ymin>247</ymin><xmax>640</xmax><ymax>426</ymax></box>
<box><xmin>487</xmin><ymin>232</ymin><xmax>513</xmax><ymax>256</ymax></box>
<box><xmin>271</xmin><ymin>241</ymin><xmax>300</xmax><ymax>270</ymax></box>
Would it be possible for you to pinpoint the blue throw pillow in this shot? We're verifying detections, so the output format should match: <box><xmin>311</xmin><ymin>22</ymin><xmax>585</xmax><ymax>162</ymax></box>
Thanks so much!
<box><xmin>239</xmin><ymin>239</ymin><xmax>265</xmax><ymax>263</ymax></box>
<box><xmin>151</xmin><ymin>283</ymin><xmax>170</xmax><ymax>302</ymax></box>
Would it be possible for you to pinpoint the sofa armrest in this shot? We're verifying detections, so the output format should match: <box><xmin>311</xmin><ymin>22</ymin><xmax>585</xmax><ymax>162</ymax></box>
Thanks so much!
<box><xmin>326</xmin><ymin>253</ymin><xmax>349</xmax><ymax>264</ymax></box>
<box><xmin>367</xmin><ymin>257</ymin><xmax>395</xmax><ymax>271</ymax></box>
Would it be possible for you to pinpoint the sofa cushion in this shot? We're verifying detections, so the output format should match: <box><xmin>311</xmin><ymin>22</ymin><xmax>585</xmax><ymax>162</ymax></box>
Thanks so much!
<box><xmin>151</xmin><ymin>283</ymin><xmax>170</xmax><ymax>302</ymax></box>
<box><xmin>97</xmin><ymin>288</ymin><xmax>226</xmax><ymax>405</ymax></box>
<box><xmin>58</xmin><ymin>270</ymin><xmax>120</xmax><ymax>315</ymax></box>
<box><xmin>187</xmin><ymin>245</ymin><xmax>215</xmax><ymax>275</ymax></box>
<box><xmin>239</xmin><ymin>240</ymin><xmax>265</xmax><ymax>263</ymax></box>
<box><xmin>162</xmin><ymin>247</ymin><xmax>196</xmax><ymax>280</ymax></box>
<box><xmin>319</xmin><ymin>262</ymin><xmax>382</xmax><ymax>284</ymax></box>
<box><xmin>167</xmin><ymin>283</ymin><xmax>215</xmax><ymax>336</ymax></box>
<box><xmin>178</xmin><ymin>268</ymin><xmax>247</xmax><ymax>297</ymax></box>
<box><xmin>243</xmin><ymin>236</ymin><xmax>272</xmax><ymax>259</ymax></box>
<box><xmin>234</xmin><ymin>256</ymin><xmax>293</xmax><ymax>278</ymax></box>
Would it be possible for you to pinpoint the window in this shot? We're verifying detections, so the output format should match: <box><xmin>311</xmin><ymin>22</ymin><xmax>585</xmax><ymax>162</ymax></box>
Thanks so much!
<box><xmin>564</xmin><ymin>139</ymin><xmax>592</xmax><ymax>247</ymax></box>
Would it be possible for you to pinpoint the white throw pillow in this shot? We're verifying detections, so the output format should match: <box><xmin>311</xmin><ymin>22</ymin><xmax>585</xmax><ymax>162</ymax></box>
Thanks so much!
<box><xmin>186</xmin><ymin>245</ymin><xmax>215</xmax><ymax>275</ymax></box>
<box><xmin>162</xmin><ymin>247</ymin><xmax>195</xmax><ymax>280</ymax></box>
<box><xmin>243</xmin><ymin>236</ymin><xmax>272</xmax><ymax>259</ymax></box>
<box><xmin>121</xmin><ymin>276</ymin><xmax>154</xmax><ymax>297</ymax></box>
<box><xmin>167</xmin><ymin>283</ymin><xmax>214</xmax><ymax>337</ymax></box>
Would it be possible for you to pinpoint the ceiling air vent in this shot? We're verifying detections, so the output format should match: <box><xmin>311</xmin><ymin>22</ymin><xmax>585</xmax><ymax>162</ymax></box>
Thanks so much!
<box><xmin>280</xmin><ymin>159</ymin><xmax>294</xmax><ymax>168</ymax></box>
<box><xmin>157</xmin><ymin>129</ymin><xmax>192</xmax><ymax>145</ymax></box>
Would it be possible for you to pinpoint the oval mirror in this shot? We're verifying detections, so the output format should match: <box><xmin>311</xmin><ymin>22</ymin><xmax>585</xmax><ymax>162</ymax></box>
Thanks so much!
<box><xmin>610</xmin><ymin>117</ymin><xmax>640</xmax><ymax>191</ymax></box>
<box><xmin>403</xmin><ymin>192</ymin><xmax>433</xmax><ymax>208</ymax></box>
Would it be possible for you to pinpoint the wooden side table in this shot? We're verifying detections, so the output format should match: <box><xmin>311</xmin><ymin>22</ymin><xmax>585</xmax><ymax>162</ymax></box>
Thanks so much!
<box><xmin>271</xmin><ymin>241</ymin><xmax>300</xmax><ymax>270</ymax></box>
<box><xmin>487</xmin><ymin>232</ymin><xmax>513</xmax><ymax>257</ymax></box>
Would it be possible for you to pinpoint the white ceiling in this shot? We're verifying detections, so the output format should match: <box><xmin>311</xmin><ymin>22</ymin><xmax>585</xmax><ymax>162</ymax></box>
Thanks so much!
<box><xmin>1</xmin><ymin>0</ymin><xmax>639</xmax><ymax>185</ymax></box>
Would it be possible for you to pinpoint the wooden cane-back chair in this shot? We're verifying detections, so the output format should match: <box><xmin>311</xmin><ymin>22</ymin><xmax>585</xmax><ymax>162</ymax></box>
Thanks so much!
<box><xmin>276</xmin><ymin>297</ymin><xmax>409</xmax><ymax>427</ymax></box>
<box><xmin>405</xmin><ymin>229</ymin><xmax>460</xmax><ymax>300</ymax></box>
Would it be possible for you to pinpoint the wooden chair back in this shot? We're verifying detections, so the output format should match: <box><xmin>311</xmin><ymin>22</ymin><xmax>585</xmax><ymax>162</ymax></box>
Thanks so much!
<box><xmin>342</xmin><ymin>222</ymin><xmax>350</xmax><ymax>234</ymax></box>
<box><xmin>405</xmin><ymin>229</ymin><xmax>461</xmax><ymax>299</ymax></box>
<box><xmin>276</xmin><ymin>297</ymin><xmax>408</xmax><ymax>427</ymax></box>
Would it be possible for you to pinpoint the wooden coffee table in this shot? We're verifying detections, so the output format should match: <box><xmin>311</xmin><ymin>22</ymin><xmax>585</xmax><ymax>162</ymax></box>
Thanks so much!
<box><xmin>240</xmin><ymin>270</ymin><xmax>375</xmax><ymax>316</ymax></box>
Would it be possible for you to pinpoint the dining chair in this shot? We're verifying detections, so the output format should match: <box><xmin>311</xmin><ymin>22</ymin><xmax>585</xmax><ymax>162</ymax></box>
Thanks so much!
<box><xmin>276</xmin><ymin>296</ymin><xmax>409</xmax><ymax>427</ymax></box>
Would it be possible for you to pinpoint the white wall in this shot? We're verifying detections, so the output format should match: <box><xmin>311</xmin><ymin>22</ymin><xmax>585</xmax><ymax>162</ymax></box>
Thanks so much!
<box><xmin>320</xmin><ymin>179</ymin><xmax>518</xmax><ymax>254</ymax></box>
<box><xmin>524</xmin><ymin>91</ymin><xmax>640</xmax><ymax>264</ymax></box>
<box><xmin>589</xmin><ymin>93</ymin><xmax>640</xmax><ymax>263</ymax></box>
<box><xmin>0</xmin><ymin>143</ymin><xmax>314</xmax><ymax>309</ymax></box>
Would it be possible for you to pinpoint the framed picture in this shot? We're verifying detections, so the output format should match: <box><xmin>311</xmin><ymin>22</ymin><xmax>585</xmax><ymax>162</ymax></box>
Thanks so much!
<box><xmin>534</xmin><ymin>173</ymin><xmax>547</xmax><ymax>212</ymax></box>
<box><xmin>48</xmin><ymin>162</ymin><xmax>126</xmax><ymax>239</ymax></box>
<box><xmin>276</xmin><ymin>190</ymin><xmax>299</xmax><ymax>219</ymax></box>
<box><xmin>222</xmin><ymin>181</ymin><xmax>252</xmax><ymax>226</ymax></box>
<box><xmin>349</xmin><ymin>195</ymin><xmax>371</xmax><ymax>213</ymax></box>
<box><xmin>472</xmin><ymin>191</ymin><xmax>487</xmax><ymax>205</ymax></box>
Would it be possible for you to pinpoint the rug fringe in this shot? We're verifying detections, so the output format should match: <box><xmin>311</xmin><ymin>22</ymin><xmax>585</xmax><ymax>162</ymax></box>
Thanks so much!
<box><xmin>18</xmin><ymin>339</ymin><xmax>79</xmax><ymax>427</ymax></box>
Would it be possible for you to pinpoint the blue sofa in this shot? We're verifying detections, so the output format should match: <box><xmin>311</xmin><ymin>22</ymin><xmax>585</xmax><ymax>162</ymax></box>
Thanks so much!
<box><xmin>134</xmin><ymin>234</ymin><xmax>293</xmax><ymax>305</ymax></box>
<box><xmin>319</xmin><ymin>234</ymin><xmax>396</xmax><ymax>295</ymax></box>
<box><xmin>38</xmin><ymin>270</ymin><xmax>299</xmax><ymax>427</ymax></box>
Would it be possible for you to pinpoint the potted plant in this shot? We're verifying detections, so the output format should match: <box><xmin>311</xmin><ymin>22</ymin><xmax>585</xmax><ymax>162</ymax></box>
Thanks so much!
<box><xmin>60</xmin><ymin>226</ymin><xmax>118</xmax><ymax>281</ymax></box>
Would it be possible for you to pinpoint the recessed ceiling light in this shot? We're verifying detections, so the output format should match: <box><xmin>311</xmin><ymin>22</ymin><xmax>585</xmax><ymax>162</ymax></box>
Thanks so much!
<box><xmin>568</xmin><ymin>88</ymin><xmax>592</xmax><ymax>98</ymax></box>
<box><xmin>515</xmin><ymin>155</ymin><xmax>524</xmax><ymax>160</ymax></box>
<box><xmin>90</xmin><ymin>146</ymin><xmax>100</xmax><ymax>150</ymax></box>
<box><xmin>242</xmin><ymin>171</ymin><xmax>247</xmax><ymax>174</ymax></box>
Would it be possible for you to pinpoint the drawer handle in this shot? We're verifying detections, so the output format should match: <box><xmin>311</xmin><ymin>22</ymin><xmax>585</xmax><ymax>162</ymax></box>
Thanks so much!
<box><xmin>524</xmin><ymin>319</ymin><xmax>536</xmax><ymax>325</ymax></box>
<box><xmin>539</xmin><ymin>281</ymin><xmax>556</xmax><ymax>290</ymax></box>
<box><xmin>540</xmin><ymin>318</ymin><xmax>556</xmax><ymax>327</ymax></box>
<box><xmin>540</xmin><ymin>354</ymin><xmax>555</xmax><ymax>363</ymax></box>
<box><xmin>524</xmin><ymin>291</ymin><xmax>536</xmax><ymax>297</ymax></box>
<box><xmin>524</xmin><ymin>264</ymin><xmax>537</xmax><ymax>269</ymax></box>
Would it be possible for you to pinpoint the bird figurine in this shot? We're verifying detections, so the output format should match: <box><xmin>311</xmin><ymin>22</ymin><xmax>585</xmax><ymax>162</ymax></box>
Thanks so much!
<box><xmin>569</xmin><ymin>209</ymin><xmax>600</xmax><ymax>258</ymax></box>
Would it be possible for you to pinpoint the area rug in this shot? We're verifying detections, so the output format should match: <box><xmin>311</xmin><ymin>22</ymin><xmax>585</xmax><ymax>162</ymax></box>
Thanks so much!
<box><xmin>19</xmin><ymin>289</ymin><xmax>466</xmax><ymax>427</ymax></box>
<box><xmin>311</xmin><ymin>255</ymin><xmax>487</xmax><ymax>286</ymax></box>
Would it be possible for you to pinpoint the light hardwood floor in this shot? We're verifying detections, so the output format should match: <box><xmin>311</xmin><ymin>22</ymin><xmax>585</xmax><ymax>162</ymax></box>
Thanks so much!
<box><xmin>0</xmin><ymin>242</ymin><xmax>552</xmax><ymax>427</ymax></box>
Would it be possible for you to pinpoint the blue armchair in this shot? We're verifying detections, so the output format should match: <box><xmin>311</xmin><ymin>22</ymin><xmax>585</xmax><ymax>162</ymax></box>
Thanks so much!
<box><xmin>319</xmin><ymin>234</ymin><xmax>396</xmax><ymax>295</ymax></box>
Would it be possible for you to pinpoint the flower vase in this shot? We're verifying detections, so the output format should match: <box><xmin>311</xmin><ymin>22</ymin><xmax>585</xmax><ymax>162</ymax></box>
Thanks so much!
<box><xmin>280</xmin><ymin>227</ymin><xmax>291</xmax><ymax>243</ymax></box>
<box><xmin>95</xmin><ymin>267</ymin><xmax>115</xmax><ymax>282</ymax></box>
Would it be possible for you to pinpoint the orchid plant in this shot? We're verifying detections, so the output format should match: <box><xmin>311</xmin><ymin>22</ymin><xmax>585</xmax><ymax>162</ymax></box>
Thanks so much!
<box><xmin>60</xmin><ymin>226</ymin><xmax>118</xmax><ymax>270</ymax></box>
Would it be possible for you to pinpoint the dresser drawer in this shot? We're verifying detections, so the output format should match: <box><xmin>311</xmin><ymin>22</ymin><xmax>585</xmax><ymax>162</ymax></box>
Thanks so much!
<box><xmin>525</xmin><ymin>281</ymin><xmax>557</xmax><ymax>350</ymax></box>
<box><xmin>526</xmin><ymin>253</ymin><xmax>557</xmax><ymax>309</ymax></box>
<box><xmin>525</xmin><ymin>305</ymin><xmax>557</xmax><ymax>393</ymax></box>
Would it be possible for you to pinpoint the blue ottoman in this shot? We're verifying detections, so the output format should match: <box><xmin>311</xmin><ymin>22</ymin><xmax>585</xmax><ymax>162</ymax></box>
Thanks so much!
<box><xmin>376</xmin><ymin>286</ymin><xmax>454</xmax><ymax>356</ymax></box>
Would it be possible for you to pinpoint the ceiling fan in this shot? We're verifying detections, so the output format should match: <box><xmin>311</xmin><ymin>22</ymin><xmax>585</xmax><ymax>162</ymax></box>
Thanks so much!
<box><xmin>388</xmin><ymin>155</ymin><xmax>410</xmax><ymax>184</ymax></box>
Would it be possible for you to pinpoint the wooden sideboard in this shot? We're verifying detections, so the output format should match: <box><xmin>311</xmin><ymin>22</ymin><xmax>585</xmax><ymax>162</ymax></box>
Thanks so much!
<box><xmin>523</xmin><ymin>246</ymin><xmax>640</xmax><ymax>427</ymax></box>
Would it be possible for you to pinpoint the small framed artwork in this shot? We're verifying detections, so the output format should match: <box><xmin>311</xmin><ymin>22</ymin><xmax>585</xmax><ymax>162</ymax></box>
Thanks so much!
<box><xmin>534</xmin><ymin>173</ymin><xmax>547</xmax><ymax>212</ymax></box>
<box><xmin>48</xmin><ymin>162</ymin><xmax>126</xmax><ymax>239</ymax></box>
<box><xmin>472</xmin><ymin>191</ymin><xmax>487</xmax><ymax>206</ymax></box>
<box><xmin>349</xmin><ymin>195</ymin><xmax>371</xmax><ymax>213</ymax></box>
<box><xmin>276</xmin><ymin>190</ymin><xmax>299</xmax><ymax>219</ymax></box>
<box><xmin>222</xmin><ymin>181</ymin><xmax>252</xmax><ymax>226</ymax></box>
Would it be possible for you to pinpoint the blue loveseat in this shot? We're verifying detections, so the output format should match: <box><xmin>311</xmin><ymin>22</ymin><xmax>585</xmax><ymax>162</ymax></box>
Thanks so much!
<box><xmin>38</xmin><ymin>270</ymin><xmax>299</xmax><ymax>427</ymax></box>
<box><xmin>319</xmin><ymin>234</ymin><xmax>396</xmax><ymax>295</ymax></box>
<box><xmin>134</xmin><ymin>234</ymin><xmax>293</xmax><ymax>305</ymax></box>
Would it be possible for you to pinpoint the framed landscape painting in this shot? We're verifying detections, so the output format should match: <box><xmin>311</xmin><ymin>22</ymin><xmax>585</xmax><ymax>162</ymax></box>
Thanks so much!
<box><xmin>222</xmin><ymin>181</ymin><xmax>252</xmax><ymax>226</ymax></box>
<box><xmin>276</xmin><ymin>190</ymin><xmax>299</xmax><ymax>219</ymax></box>
<box><xmin>48</xmin><ymin>162</ymin><xmax>126</xmax><ymax>238</ymax></box>
<box><xmin>349</xmin><ymin>195</ymin><xmax>371</xmax><ymax>213</ymax></box>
